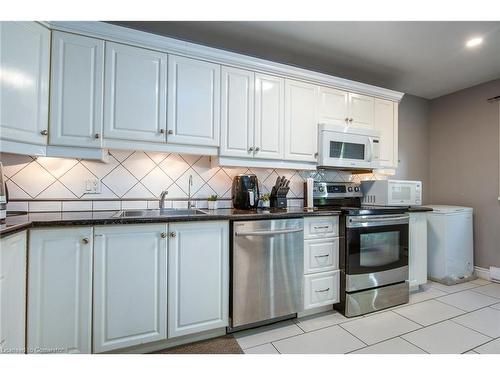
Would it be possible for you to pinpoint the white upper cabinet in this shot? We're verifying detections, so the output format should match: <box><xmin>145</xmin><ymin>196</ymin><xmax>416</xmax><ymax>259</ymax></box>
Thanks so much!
<box><xmin>93</xmin><ymin>224</ymin><xmax>167</xmax><ymax>353</ymax></box>
<box><xmin>49</xmin><ymin>31</ymin><xmax>104</xmax><ymax>148</ymax></box>
<box><xmin>348</xmin><ymin>93</ymin><xmax>374</xmax><ymax>128</ymax></box>
<box><xmin>167</xmin><ymin>55</ymin><xmax>220</xmax><ymax>147</ymax></box>
<box><xmin>0</xmin><ymin>231</ymin><xmax>27</xmax><ymax>354</ymax></box>
<box><xmin>254</xmin><ymin>73</ymin><xmax>285</xmax><ymax>160</ymax></box>
<box><xmin>0</xmin><ymin>22</ymin><xmax>50</xmax><ymax>145</ymax></box>
<box><xmin>220</xmin><ymin>66</ymin><xmax>254</xmax><ymax>158</ymax></box>
<box><xmin>168</xmin><ymin>221</ymin><xmax>229</xmax><ymax>338</ymax></box>
<box><xmin>374</xmin><ymin>99</ymin><xmax>398</xmax><ymax>168</ymax></box>
<box><xmin>104</xmin><ymin>42</ymin><xmax>167</xmax><ymax>142</ymax></box>
<box><xmin>318</xmin><ymin>86</ymin><xmax>349</xmax><ymax>125</ymax></box>
<box><xmin>284</xmin><ymin>79</ymin><xmax>319</xmax><ymax>162</ymax></box>
<box><xmin>28</xmin><ymin>227</ymin><xmax>93</xmax><ymax>354</ymax></box>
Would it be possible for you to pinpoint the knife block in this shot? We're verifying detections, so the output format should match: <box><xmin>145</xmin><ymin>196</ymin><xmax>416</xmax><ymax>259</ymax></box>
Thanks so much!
<box><xmin>270</xmin><ymin>196</ymin><xmax>287</xmax><ymax>209</ymax></box>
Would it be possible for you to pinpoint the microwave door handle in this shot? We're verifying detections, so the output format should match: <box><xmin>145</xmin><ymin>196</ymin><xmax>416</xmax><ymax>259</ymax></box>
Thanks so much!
<box><xmin>367</xmin><ymin>137</ymin><xmax>374</xmax><ymax>162</ymax></box>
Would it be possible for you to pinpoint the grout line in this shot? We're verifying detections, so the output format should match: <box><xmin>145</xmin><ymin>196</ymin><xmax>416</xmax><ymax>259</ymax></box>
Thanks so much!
<box><xmin>399</xmin><ymin>335</ymin><xmax>430</xmax><ymax>354</ymax></box>
<box><xmin>270</xmin><ymin>342</ymin><xmax>281</xmax><ymax>354</ymax></box>
<box><xmin>337</xmin><ymin>323</ymin><xmax>369</xmax><ymax>347</ymax></box>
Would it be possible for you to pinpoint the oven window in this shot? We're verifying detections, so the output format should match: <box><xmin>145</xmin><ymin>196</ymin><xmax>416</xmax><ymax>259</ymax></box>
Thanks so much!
<box><xmin>360</xmin><ymin>231</ymin><xmax>400</xmax><ymax>267</ymax></box>
<box><xmin>330</xmin><ymin>141</ymin><xmax>365</xmax><ymax>160</ymax></box>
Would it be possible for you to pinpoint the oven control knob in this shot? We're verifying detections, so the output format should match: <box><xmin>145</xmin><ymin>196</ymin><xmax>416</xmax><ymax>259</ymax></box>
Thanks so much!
<box><xmin>318</xmin><ymin>186</ymin><xmax>325</xmax><ymax>193</ymax></box>
<box><xmin>347</xmin><ymin>187</ymin><xmax>353</xmax><ymax>192</ymax></box>
<box><xmin>354</xmin><ymin>187</ymin><xmax>360</xmax><ymax>192</ymax></box>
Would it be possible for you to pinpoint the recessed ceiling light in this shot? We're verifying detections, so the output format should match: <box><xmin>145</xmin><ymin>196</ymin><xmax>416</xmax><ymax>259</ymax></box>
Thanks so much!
<box><xmin>466</xmin><ymin>37</ymin><xmax>483</xmax><ymax>48</ymax></box>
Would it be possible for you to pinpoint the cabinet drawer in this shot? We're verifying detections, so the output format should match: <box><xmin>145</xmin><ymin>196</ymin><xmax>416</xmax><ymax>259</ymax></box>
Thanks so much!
<box><xmin>304</xmin><ymin>238</ymin><xmax>339</xmax><ymax>274</ymax></box>
<box><xmin>304</xmin><ymin>270</ymin><xmax>340</xmax><ymax>310</ymax></box>
<box><xmin>304</xmin><ymin>216</ymin><xmax>338</xmax><ymax>239</ymax></box>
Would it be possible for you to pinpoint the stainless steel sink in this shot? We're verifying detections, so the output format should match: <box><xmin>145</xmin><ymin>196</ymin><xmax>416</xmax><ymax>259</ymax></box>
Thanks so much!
<box><xmin>117</xmin><ymin>209</ymin><xmax>207</xmax><ymax>218</ymax></box>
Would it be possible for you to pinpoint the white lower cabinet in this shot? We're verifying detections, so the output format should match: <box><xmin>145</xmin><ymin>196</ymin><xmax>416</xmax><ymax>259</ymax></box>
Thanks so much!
<box><xmin>28</xmin><ymin>227</ymin><xmax>93</xmax><ymax>354</ymax></box>
<box><xmin>0</xmin><ymin>231</ymin><xmax>27</xmax><ymax>354</ymax></box>
<box><xmin>304</xmin><ymin>271</ymin><xmax>340</xmax><ymax>310</ymax></box>
<box><xmin>93</xmin><ymin>224</ymin><xmax>168</xmax><ymax>353</ymax></box>
<box><xmin>409</xmin><ymin>212</ymin><xmax>428</xmax><ymax>290</ymax></box>
<box><xmin>168</xmin><ymin>221</ymin><xmax>229</xmax><ymax>338</ymax></box>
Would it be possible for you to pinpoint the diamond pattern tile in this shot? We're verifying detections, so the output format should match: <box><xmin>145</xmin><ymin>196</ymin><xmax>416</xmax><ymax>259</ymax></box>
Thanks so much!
<box><xmin>102</xmin><ymin>165</ymin><xmax>138</xmax><ymax>197</ymax></box>
<box><xmin>36</xmin><ymin>157</ymin><xmax>79</xmax><ymax>178</ymax></box>
<box><xmin>122</xmin><ymin>151</ymin><xmax>156</xmax><ymax>180</ymax></box>
<box><xmin>10</xmin><ymin>161</ymin><xmax>56</xmax><ymax>198</ymax></box>
<box><xmin>2</xmin><ymin>149</ymin><xmax>361</xmax><ymax>211</ymax></box>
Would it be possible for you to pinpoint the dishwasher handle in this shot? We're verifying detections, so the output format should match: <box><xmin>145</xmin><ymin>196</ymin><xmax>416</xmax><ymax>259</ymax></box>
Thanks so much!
<box><xmin>234</xmin><ymin>227</ymin><xmax>303</xmax><ymax>237</ymax></box>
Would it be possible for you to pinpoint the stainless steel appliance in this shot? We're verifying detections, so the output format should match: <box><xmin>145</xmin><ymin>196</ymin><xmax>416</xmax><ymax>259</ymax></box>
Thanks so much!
<box><xmin>312</xmin><ymin>181</ymin><xmax>409</xmax><ymax>317</ymax></box>
<box><xmin>231</xmin><ymin>174</ymin><xmax>259</xmax><ymax>209</ymax></box>
<box><xmin>231</xmin><ymin>218</ymin><xmax>304</xmax><ymax>329</ymax></box>
<box><xmin>0</xmin><ymin>162</ymin><xmax>7</xmax><ymax>221</ymax></box>
<box><xmin>361</xmin><ymin>179</ymin><xmax>422</xmax><ymax>206</ymax></box>
<box><xmin>317</xmin><ymin>124</ymin><xmax>381</xmax><ymax>170</ymax></box>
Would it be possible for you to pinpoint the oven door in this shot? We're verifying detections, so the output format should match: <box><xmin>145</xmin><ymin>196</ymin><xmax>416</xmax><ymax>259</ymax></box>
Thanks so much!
<box><xmin>345</xmin><ymin>214</ymin><xmax>409</xmax><ymax>292</ymax></box>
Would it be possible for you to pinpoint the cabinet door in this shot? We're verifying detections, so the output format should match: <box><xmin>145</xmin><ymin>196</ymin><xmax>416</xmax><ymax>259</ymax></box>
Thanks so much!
<box><xmin>168</xmin><ymin>221</ymin><xmax>229</xmax><ymax>338</ymax></box>
<box><xmin>28</xmin><ymin>227</ymin><xmax>92</xmax><ymax>354</ymax></box>
<box><xmin>284</xmin><ymin>79</ymin><xmax>319</xmax><ymax>162</ymax></box>
<box><xmin>93</xmin><ymin>224</ymin><xmax>167</xmax><ymax>353</ymax></box>
<box><xmin>348</xmin><ymin>93</ymin><xmax>374</xmax><ymax>128</ymax></box>
<box><xmin>220</xmin><ymin>66</ymin><xmax>254</xmax><ymax>158</ymax></box>
<box><xmin>167</xmin><ymin>55</ymin><xmax>220</xmax><ymax>146</ymax></box>
<box><xmin>49</xmin><ymin>31</ymin><xmax>104</xmax><ymax>148</ymax></box>
<box><xmin>104</xmin><ymin>42</ymin><xmax>167</xmax><ymax>142</ymax></box>
<box><xmin>0</xmin><ymin>22</ymin><xmax>49</xmax><ymax>145</ymax></box>
<box><xmin>318</xmin><ymin>86</ymin><xmax>348</xmax><ymax>125</ymax></box>
<box><xmin>409</xmin><ymin>213</ymin><xmax>428</xmax><ymax>289</ymax></box>
<box><xmin>0</xmin><ymin>231</ymin><xmax>27</xmax><ymax>354</ymax></box>
<box><xmin>254</xmin><ymin>73</ymin><xmax>285</xmax><ymax>160</ymax></box>
<box><xmin>374</xmin><ymin>99</ymin><xmax>398</xmax><ymax>168</ymax></box>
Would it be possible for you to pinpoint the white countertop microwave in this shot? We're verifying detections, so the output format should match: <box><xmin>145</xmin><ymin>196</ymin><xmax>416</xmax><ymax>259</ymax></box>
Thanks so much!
<box><xmin>361</xmin><ymin>180</ymin><xmax>422</xmax><ymax>206</ymax></box>
<box><xmin>317</xmin><ymin>124</ymin><xmax>381</xmax><ymax>170</ymax></box>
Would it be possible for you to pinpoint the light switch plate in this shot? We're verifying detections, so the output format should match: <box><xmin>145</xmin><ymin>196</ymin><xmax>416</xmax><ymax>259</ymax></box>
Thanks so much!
<box><xmin>84</xmin><ymin>178</ymin><xmax>101</xmax><ymax>194</ymax></box>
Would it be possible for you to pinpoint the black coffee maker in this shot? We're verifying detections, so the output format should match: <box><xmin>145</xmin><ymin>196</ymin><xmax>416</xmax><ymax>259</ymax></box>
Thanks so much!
<box><xmin>232</xmin><ymin>174</ymin><xmax>259</xmax><ymax>209</ymax></box>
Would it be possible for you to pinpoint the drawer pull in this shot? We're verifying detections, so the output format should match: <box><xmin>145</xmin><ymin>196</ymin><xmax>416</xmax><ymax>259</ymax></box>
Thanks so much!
<box><xmin>314</xmin><ymin>254</ymin><xmax>330</xmax><ymax>258</ymax></box>
<box><xmin>315</xmin><ymin>288</ymin><xmax>330</xmax><ymax>293</ymax></box>
<box><xmin>313</xmin><ymin>225</ymin><xmax>330</xmax><ymax>230</ymax></box>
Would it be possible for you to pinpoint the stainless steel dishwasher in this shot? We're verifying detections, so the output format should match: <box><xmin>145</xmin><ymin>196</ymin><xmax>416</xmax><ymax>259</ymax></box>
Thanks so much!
<box><xmin>231</xmin><ymin>218</ymin><xmax>304</xmax><ymax>329</ymax></box>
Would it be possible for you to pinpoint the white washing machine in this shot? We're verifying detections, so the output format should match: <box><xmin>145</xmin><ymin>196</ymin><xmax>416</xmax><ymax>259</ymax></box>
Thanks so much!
<box><xmin>426</xmin><ymin>205</ymin><xmax>474</xmax><ymax>285</ymax></box>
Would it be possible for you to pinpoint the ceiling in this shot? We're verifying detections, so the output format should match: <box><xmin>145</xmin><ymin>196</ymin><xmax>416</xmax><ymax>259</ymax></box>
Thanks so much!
<box><xmin>110</xmin><ymin>21</ymin><xmax>500</xmax><ymax>99</ymax></box>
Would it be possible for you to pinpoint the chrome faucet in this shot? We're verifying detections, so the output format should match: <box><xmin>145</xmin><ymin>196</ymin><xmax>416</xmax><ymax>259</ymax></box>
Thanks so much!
<box><xmin>187</xmin><ymin>174</ymin><xmax>194</xmax><ymax>209</ymax></box>
<box><xmin>159</xmin><ymin>190</ymin><xmax>168</xmax><ymax>209</ymax></box>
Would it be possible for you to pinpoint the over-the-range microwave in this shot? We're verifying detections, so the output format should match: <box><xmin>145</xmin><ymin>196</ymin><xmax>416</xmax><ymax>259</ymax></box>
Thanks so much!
<box><xmin>361</xmin><ymin>179</ymin><xmax>422</xmax><ymax>206</ymax></box>
<box><xmin>317</xmin><ymin>124</ymin><xmax>380</xmax><ymax>170</ymax></box>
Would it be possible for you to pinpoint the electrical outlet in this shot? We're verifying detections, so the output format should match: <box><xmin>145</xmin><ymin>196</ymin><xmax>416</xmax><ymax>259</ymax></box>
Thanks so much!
<box><xmin>84</xmin><ymin>178</ymin><xmax>101</xmax><ymax>194</ymax></box>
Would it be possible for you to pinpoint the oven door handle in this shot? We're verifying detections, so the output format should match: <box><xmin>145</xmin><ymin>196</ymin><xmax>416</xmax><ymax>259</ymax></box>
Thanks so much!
<box><xmin>234</xmin><ymin>228</ymin><xmax>303</xmax><ymax>237</ymax></box>
<box><xmin>347</xmin><ymin>214</ymin><xmax>409</xmax><ymax>228</ymax></box>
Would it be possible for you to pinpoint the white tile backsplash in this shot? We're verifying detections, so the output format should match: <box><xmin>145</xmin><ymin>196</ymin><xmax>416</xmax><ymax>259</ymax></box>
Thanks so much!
<box><xmin>2</xmin><ymin>149</ymin><xmax>381</xmax><ymax>212</ymax></box>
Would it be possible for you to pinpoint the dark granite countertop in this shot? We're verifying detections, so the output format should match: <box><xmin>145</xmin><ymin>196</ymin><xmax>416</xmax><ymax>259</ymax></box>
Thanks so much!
<box><xmin>407</xmin><ymin>206</ymin><xmax>434</xmax><ymax>212</ymax></box>
<box><xmin>0</xmin><ymin>207</ymin><xmax>341</xmax><ymax>237</ymax></box>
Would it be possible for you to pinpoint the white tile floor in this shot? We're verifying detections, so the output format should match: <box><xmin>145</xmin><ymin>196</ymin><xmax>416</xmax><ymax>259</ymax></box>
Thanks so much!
<box><xmin>237</xmin><ymin>280</ymin><xmax>500</xmax><ymax>354</ymax></box>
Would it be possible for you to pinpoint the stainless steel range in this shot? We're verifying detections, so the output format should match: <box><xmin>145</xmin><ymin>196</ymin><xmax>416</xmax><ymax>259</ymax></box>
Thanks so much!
<box><xmin>311</xmin><ymin>181</ymin><xmax>409</xmax><ymax>317</ymax></box>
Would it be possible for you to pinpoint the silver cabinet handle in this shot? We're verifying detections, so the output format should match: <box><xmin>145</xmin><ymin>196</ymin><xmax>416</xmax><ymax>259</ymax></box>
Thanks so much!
<box><xmin>344</xmin><ymin>117</ymin><xmax>349</xmax><ymax>123</ymax></box>
<box><xmin>349</xmin><ymin>118</ymin><xmax>353</xmax><ymax>122</ymax></box>
<box><xmin>161</xmin><ymin>232</ymin><xmax>167</xmax><ymax>238</ymax></box>
<box><xmin>315</xmin><ymin>288</ymin><xmax>330</xmax><ymax>293</ymax></box>
<box><xmin>81</xmin><ymin>238</ymin><xmax>89</xmax><ymax>244</ymax></box>
<box><xmin>167</xmin><ymin>130</ymin><xmax>173</xmax><ymax>135</ymax></box>
<box><xmin>254</xmin><ymin>147</ymin><xmax>260</xmax><ymax>152</ymax></box>
<box><xmin>169</xmin><ymin>232</ymin><xmax>176</xmax><ymax>238</ymax></box>
<box><xmin>235</xmin><ymin>228</ymin><xmax>303</xmax><ymax>237</ymax></box>
<box><xmin>94</xmin><ymin>133</ymin><xmax>100</xmax><ymax>139</ymax></box>
<box><xmin>248</xmin><ymin>147</ymin><xmax>254</xmax><ymax>152</ymax></box>
<box><xmin>313</xmin><ymin>225</ymin><xmax>330</xmax><ymax>229</ymax></box>
<box><xmin>314</xmin><ymin>254</ymin><xmax>330</xmax><ymax>258</ymax></box>
<box><xmin>40</xmin><ymin>130</ymin><xmax>48</xmax><ymax>136</ymax></box>
<box><xmin>159</xmin><ymin>129</ymin><xmax>165</xmax><ymax>134</ymax></box>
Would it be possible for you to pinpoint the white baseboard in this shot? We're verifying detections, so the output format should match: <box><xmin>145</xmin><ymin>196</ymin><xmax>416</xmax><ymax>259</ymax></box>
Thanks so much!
<box><xmin>475</xmin><ymin>266</ymin><xmax>491</xmax><ymax>280</ymax></box>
